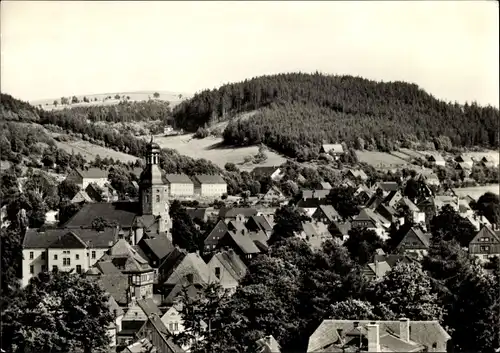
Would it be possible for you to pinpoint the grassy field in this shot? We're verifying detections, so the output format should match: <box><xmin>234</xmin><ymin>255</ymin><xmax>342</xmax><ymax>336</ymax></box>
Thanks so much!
<box><xmin>399</xmin><ymin>148</ymin><xmax>426</xmax><ymax>159</ymax></box>
<box><xmin>462</xmin><ymin>151</ymin><xmax>499</xmax><ymax>164</ymax></box>
<box><xmin>54</xmin><ymin>138</ymin><xmax>139</xmax><ymax>163</ymax></box>
<box><xmin>145</xmin><ymin>134</ymin><xmax>287</xmax><ymax>170</ymax></box>
<box><xmin>355</xmin><ymin>150</ymin><xmax>409</xmax><ymax>168</ymax></box>
<box><xmin>31</xmin><ymin>90</ymin><xmax>192</xmax><ymax>111</ymax></box>
<box><xmin>453</xmin><ymin>185</ymin><xmax>499</xmax><ymax>200</ymax></box>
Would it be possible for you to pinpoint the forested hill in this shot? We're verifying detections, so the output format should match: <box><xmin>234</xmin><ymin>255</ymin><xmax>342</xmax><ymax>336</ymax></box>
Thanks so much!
<box><xmin>173</xmin><ymin>72</ymin><xmax>499</xmax><ymax>158</ymax></box>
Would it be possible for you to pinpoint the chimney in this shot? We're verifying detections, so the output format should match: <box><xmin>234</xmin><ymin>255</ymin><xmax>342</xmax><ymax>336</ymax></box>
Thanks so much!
<box><xmin>399</xmin><ymin>318</ymin><xmax>410</xmax><ymax>342</ymax></box>
<box><xmin>367</xmin><ymin>324</ymin><xmax>380</xmax><ymax>352</ymax></box>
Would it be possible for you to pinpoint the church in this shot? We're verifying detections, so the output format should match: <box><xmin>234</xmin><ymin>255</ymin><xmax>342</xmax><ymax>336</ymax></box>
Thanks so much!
<box><xmin>63</xmin><ymin>138</ymin><xmax>173</xmax><ymax>245</ymax></box>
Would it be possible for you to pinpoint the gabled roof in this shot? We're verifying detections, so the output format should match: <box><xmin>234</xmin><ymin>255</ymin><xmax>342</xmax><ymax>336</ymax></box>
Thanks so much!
<box><xmin>308</xmin><ymin>320</ymin><xmax>451</xmax><ymax>353</ymax></box>
<box><xmin>255</xmin><ymin>215</ymin><xmax>273</xmax><ymax>232</ymax></box>
<box><xmin>205</xmin><ymin>219</ymin><xmax>229</xmax><ymax>245</ymax></box>
<box><xmin>210</xmin><ymin>250</ymin><xmax>248</xmax><ymax>282</ymax></box>
<box><xmin>251</xmin><ymin>166</ymin><xmax>281</xmax><ymax>177</ymax></box>
<box><xmin>427</xmin><ymin>153</ymin><xmax>445</xmax><ymax>162</ymax></box>
<box><xmin>320</xmin><ymin>182</ymin><xmax>332</xmax><ymax>190</ymax></box>
<box><xmin>163</xmin><ymin>252</ymin><xmax>218</xmax><ymax>285</ymax></box>
<box><xmin>455</xmin><ymin>155</ymin><xmax>473</xmax><ymax>163</ymax></box>
<box><xmin>457</xmin><ymin>162</ymin><xmax>472</xmax><ymax>170</ymax></box>
<box><xmin>76</xmin><ymin>168</ymin><xmax>108</xmax><ymax>179</ymax></box>
<box><xmin>71</xmin><ymin>190</ymin><xmax>93</xmax><ymax>203</ymax></box>
<box><xmin>315</xmin><ymin>205</ymin><xmax>340</xmax><ymax>221</ymax></box>
<box><xmin>470</xmin><ymin>226</ymin><xmax>500</xmax><ymax>245</ymax></box>
<box><xmin>140</xmin><ymin>234</ymin><xmax>174</xmax><ymax>261</ymax></box>
<box><xmin>137</xmin><ymin>298</ymin><xmax>162</xmax><ymax>317</ymax></box>
<box><xmin>256</xmin><ymin>335</ymin><xmax>281</xmax><ymax>353</ymax></box>
<box><xmin>347</xmin><ymin>169</ymin><xmax>369</xmax><ymax>180</ymax></box>
<box><xmin>23</xmin><ymin>228</ymin><xmax>118</xmax><ymax>249</ymax></box>
<box><xmin>99</xmin><ymin>239</ymin><xmax>153</xmax><ymax>273</ymax></box>
<box><xmin>63</xmin><ymin>202</ymin><xmax>139</xmax><ymax>229</ymax></box>
<box><xmin>367</xmin><ymin>261</ymin><xmax>392</xmax><ymax>278</ymax></box>
<box><xmin>226</xmin><ymin>230</ymin><xmax>261</xmax><ymax>254</ymax></box>
<box><xmin>193</xmin><ymin>174</ymin><xmax>226</xmax><ymax>184</ymax></box>
<box><xmin>140</xmin><ymin>314</ymin><xmax>185</xmax><ymax>353</ymax></box>
<box><xmin>376</xmin><ymin>182</ymin><xmax>399</xmax><ymax>192</ymax></box>
<box><xmin>354</xmin><ymin>208</ymin><xmax>389</xmax><ymax>226</ymax></box>
<box><xmin>164</xmin><ymin>173</ymin><xmax>193</xmax><ymax>184</ymax></box>
<box><xmin>322</xmin><ymin>144</ymin><xmax>344</xmax><ymax>153</ymax></box>
<box><xmin>401</xmin><ymin>227</ymin><xmax>431</xmax><ymax>248</ymax></box>
<box><xmin>218</xmin><ymin>207</ymin><xmax>258</xmax><ymax>219</ymax></box>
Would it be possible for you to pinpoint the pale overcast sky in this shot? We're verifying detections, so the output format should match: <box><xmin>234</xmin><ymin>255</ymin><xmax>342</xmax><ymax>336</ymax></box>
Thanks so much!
<box><xmin>1</xmin><ymin>1</ymin><xmax>499</xmax><ymax>106</ymax></box>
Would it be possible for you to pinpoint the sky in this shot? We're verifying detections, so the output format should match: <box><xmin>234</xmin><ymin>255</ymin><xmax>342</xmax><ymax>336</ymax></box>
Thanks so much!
<box><xmin>1</xmin><ymin>1</ymin><xmax>499</xmax><ymax>107</ymax></box>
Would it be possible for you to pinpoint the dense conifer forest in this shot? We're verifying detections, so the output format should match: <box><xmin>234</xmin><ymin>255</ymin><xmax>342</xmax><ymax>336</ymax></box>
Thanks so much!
<box><xmin>173</xmin><ymin>73</ymin><xmax>499</xmax><ymax>158</ymax></box>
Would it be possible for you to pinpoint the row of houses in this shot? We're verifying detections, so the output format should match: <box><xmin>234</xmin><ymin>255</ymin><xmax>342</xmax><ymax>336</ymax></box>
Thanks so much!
<box><xmin>66</xmin><ymin>168</ymin><xmax>228</xmax><ymax>199</ymax></box>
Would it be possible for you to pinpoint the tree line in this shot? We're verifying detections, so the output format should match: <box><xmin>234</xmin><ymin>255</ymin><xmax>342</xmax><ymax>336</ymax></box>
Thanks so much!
<box><xmin>173</xmin><ymin>72</ymin><xmax>498</xmax><ymax>159</ymax></box>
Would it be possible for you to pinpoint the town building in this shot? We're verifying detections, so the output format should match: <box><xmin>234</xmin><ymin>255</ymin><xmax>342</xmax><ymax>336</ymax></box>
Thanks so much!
<box><xmin>65</xmin><ymin>167</ymin><xmax>109</xmax><ymax>189</ymax></box>
<box><xmin>22</xmin><ymin>228</ymin><xmax>119</xmax><ymax>286</ymax></box>
<box><xmin>307</xmin><ymin>319</ymin><xmax>451</xmax><ymax>352</ymax></box>
<box><xmin>192</xmin><ymin>174</ymin><xmax>227</xmax><ymax>198</ymax></box>
<box><xmin>469</xmin><ymin>226</ymin><xmax>500</xmax><ymax>262</ymax></box>
<box><xmin>206</xmin><ymin>249</ymin><xmax>248</xmax><ymax>294</ymax></box>
<box><xmin>165</xmin><ymin>173</ymin><xmax>194</xmax><ymax>197</ymax></box>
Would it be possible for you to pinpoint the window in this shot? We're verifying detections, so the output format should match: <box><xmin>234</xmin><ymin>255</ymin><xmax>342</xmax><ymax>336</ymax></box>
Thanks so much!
<box><xmin>54</xmin><ymin>254</ymin><xmax>58</xmax><ymax>260</ymax></box>
<box><xmin>41</xmin><ymin>252</ymin><xmax>46</xmax><ymax>260</ymax></box>
<box><xmin>169</xmin><ymin>323</ymin><xmax>173</xmax><ymax>331</ymax></box>
<box><xmin>174</xmin><ymin>322</ymin><xmax>179</xmax><ymax>331</ymax></box>
<box><xmin>480</xmin><ymin>246</ymin><xmax>491</xmax><ymax>252</ymax></box>
<box><xmin>75</xmin><ymin>254</ymin><xmax>80</xmax><ymax>260</ymax></box>
<box><xmin>76</xmin><ymin>265</ymin><xmax>82</xmax><ymax>274</ymax></box>
<box><xmin>30</xmin><ymin>265</ymin><xmax>34</xmax><ymax>274</ymax></box>
<box><xmin>91</xmin><ymin>251</ymin><xmax>96</xmax><ymax>259</ymax></box>
<box><xmin>29</xmin><ymin>251</ymin><xmax>34</xmax><ymax>260</ymax></box>
<box><xmin>52</xmin><ymin>265</ymin><xmax>58</xmax><ymax>272</ymax></box>
<box><xmin>215</xmin><ymin>267</ymin><xmax>221</xmax><ymax>279</ymax></box>
<box><xmin>41</xmin><ymin>265</ymin><xmax>47</xmax><ymax>272</ymax></box>
<box><xmin>156</xmin><ymin>195</ymin><xmax>160</xmax><ymax>203</ymax></box>
<box><xmin>63</xmin><ymin>258</ymin><xmax>71</xmax><ymax>266</ymax></box>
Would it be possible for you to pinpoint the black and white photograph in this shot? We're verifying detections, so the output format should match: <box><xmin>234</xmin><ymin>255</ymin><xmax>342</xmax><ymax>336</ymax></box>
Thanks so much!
<box><xmin>0</xmin><ymin>1</ymin><xmax>499</xmax><ymax>352</ymax></box>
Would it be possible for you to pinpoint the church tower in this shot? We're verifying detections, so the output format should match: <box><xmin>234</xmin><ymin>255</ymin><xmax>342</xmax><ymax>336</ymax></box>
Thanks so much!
<box><xmin>138</xmin><ymin>138</ymin><xmax>171</xmax><ymax>232</ymax></box>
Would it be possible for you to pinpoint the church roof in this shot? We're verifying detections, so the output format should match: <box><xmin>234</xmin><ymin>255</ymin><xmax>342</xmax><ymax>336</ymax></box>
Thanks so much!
<box><xmin>63</xmin><ymin>202</ymin><xmax>139</xmax><ymax>229</ymax></box>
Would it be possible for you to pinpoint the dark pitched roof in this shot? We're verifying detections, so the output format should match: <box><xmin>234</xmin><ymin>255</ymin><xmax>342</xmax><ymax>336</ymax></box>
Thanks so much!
<box><xmin>253</xmin><ymin>215</ymin><xmax>273</xmax><ymax>232</ymax></box>
<box><xmin>193</xmin><ymin>174</ymin><xmax>226</xmax><ymax>184</ymax></box>
<box><xmin>134</xmin><ymin>215</ymin><xmax>158</xmax><ymax>230</ymax></box>
<box><xmin>377</xmin><ymin>182</ymin><xmax>399</xmax><ymax>192</ymax></box>
<box><xmin>316</xmin><ymin>205</ymin><xmax>340</xmax><ymax>221</ymax></box>
<box><xmin>211</xmin><ymin>250</ymin><xmax>248</xmax><ymax>282</ymax></box>
<box><xmin>137</xmin><ymin>298</ymin><xmax>162</xmax><ymax>317</ymax></box>
<box><xmin>164</xmin><ymin>173</ymin><xmax>193</xmax><ymax>184</ymax></box>
<box><xmin>205</xmin><ymin>220</ymin><xmax>229</xmax><ymax>245</ymax></box>
<box><xmin>308</xmin><ymin>320</ymin><xmax>450</xmax><ymax>353</ymax></box>
<box><xmin>218</xmin><ymin>207</ymin><xmax>257</xmax><ymax>219</ymax></box>
<box><xmin>225</xmin><ymin>230</ymin><xmax>261</xmax><ymax>254</ymax></box>
<box><xmin>140</xmin><ymin>234</ymin><xmax>174</xmax><ymax>261</ymax></box>
<box><xmin>158</xmin><ymin>248</ymin><xmax>188</xmax><ymax>284</ymax></box>
<box><xmin>251</xmin><ymin>166</ymin><xmax>280</xmax><ymax>177</ymax></box>
<box><xmin>63</xmin><ymin>202</ymin><xmax>139</xmax><ymax>229</ymax></box>
<box><xmin>76</xmin><ymin>168</ymin><xmax>108</xmax><ymax>179</ymax></box>
<box><xmin>146</xmin><ymin>314</ymin><xmax>185</xmax><ymax>353</ymax></box>
<box><xmin>186</xmin><ymin>207</ymin><xmax>208</xmax><ymax>221</ymax></box>
<box><xmin>94</xmin><ymin>273</ymin><xmax>130</xmax><ymax>306</ymax></box>
<box><xmin>23</xmin><ymin>228</ymin><xmax>118</xmax><ymax>249</ymax></box>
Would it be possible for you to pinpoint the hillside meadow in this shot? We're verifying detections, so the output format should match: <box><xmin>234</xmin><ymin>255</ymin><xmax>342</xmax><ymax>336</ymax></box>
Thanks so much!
<box><xmin>141</xmin><ymin>134</ymin><xmax>287</xmax><ymax>170</ymax></box>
